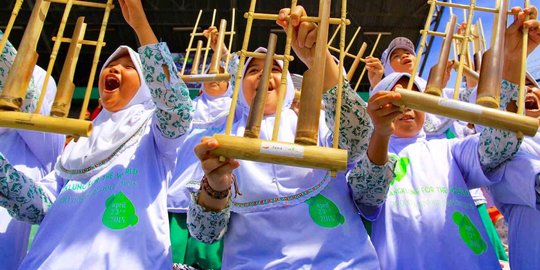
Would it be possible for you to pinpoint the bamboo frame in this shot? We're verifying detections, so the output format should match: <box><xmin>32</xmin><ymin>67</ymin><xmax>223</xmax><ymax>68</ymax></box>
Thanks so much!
<box><xmin>399</xmin><ymin>0</ymin><xmax>537</xmax><ymax>137</ymax></box>
<box><xmin>178</xmin><ymin>9</ymin><xmax>236</xmax><ymax>83</ymax></box>
<box><xmin>213</xmin><ymin>0</ymin><xmax>349</xmax><ymax>173</ymax></box>
<box><xmin>327</xmin><ymin>26</ymin><xmax>371</xmax><ymax>83</ymax></box>
<box><xmin>353</xmin><ymin>33</ymin><xmax>382</xmax><ymax>91</ymax></box>
<box><xmin>0</xmin><ymin>0</ymin><xmax>24</xmax><ymax>56</ymax></box>
<box><xmin>0</xmin><ymin>0</ymin><xmax>114</xmax><ymax>137</ymax></box>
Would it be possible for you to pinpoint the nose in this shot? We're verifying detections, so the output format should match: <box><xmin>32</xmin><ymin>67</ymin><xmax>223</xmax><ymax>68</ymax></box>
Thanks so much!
<box><xmin>527</xmin><ymin>86</ymin><xmax>533</xmax><ymax>94</ymax></box>
<box><xmin>109</xmin><ymin>65</ymin><xmax>121</xmax><ymax>74</ymax></box>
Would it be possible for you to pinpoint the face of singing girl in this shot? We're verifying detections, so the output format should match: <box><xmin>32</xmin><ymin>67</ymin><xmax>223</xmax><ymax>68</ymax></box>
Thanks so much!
<box><xmin>98</xmin><ymin>54</ymin><xmax>141</xmax><ymax>112</ymax></box>
<box><xmin>391</xmin><ymin>77</ymin><xmax>425</xmax><ymax>138</ymax></box>
<box><xmin>525</xmin><ymin>85</ymin><xmax>540</xmax><ymax>119</ymax></box>
<box><xmin>389</xmin><ymin>48</ymin><xmax>415</xmax><ymax>74</ymax></box>
<box><xmin>242</xmin><ymin>58</ymin><xmax>283</xmax><ymax>115</ymax></box>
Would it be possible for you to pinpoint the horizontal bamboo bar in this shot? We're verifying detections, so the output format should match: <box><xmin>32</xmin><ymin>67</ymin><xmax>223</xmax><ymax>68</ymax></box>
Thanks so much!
<box><xmin>421</xmin><ymin>30</ymin><xmax>466</xmax><ymax>40</ymax></box>
<box><xmin>45</xmin><ymin>0</ymin><xmax>111</xmax><ymax>9</ymax></box>
<box><xmin>244</xmin><ymin>12</ymin><xmax>350</xmax><ymax>25</ymax></box>
<box><xmin>211</xmin><ymin>134</ymin><xmax>348</xmax><ymax>171</ymax></box>
<box><xmin>241</xmin><ymin>51</ymin><xmax>294</xmax><ymax>62</ymax></box>
<box><xmin>179</xmin><ymin>73</ymin><xmax>231</xmax><ymax>83</ymax></box>
<box><xmin>51</xmin><ymin>36</ymin><xmax>105</xmax><ymax>46</ymax></box>
<box><xmin>395</xmin><ymin>88</ymin><xmax>538</xmax><ymax>136</ymax></box>
<box><xmin>429</xmin><ymin>1</ymin><xmax>517</xmax><ymax>14</ymax></box>
<box><xmin>0</xmin><ymin>111</ymin><xmax>92</xmax><ymax>137</ymax></box>
<box><xmin>191</xmin><ymin>31</ymin><xmax>236</xmax><ymax>37</ymax></box>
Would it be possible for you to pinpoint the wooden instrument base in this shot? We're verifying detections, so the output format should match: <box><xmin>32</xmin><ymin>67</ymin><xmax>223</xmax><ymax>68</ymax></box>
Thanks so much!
<box><xmin>211</xmin><ymin>134</ymin><xmax>348</xmax><ymax>172</ymax></box>
<box><xmin>0</xmin><ymin>111</ymin><xmax>92</xmax><ymax>137</ymax></box>
<box><xmin>395</xmin><ymin>88</ymin><xmax>538</xmax><ymax>136</ymax></box>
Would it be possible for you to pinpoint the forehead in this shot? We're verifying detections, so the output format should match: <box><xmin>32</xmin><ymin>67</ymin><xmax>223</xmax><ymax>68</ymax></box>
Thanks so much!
<box><xmin>391</xmin><ymin>48</ymin><xmax>412</xmax><ymax>57</ymax></box>
<box><xmin>246</xmin><ymin>57</ymin><xmax>280</xmax><ymax>69</ymax></box>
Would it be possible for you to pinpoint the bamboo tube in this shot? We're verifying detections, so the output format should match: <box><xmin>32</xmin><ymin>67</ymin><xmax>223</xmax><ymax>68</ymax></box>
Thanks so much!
<box><xmin>328</xmin><ymin>24</ymin><xmax>342</xmax><ymax>46</ymax></box>
<box><xmin>347</xmin><ymin>42</ymin><xmax>367</xmax><ymax>81</ymax></box>
<box><xmin>35</xmin><ymin>0</ymin><xmax>75</xmax><ymax>114</ymax></box>
<box><xmin>333</xmin><ymin>0</ymin><xmax>347</xmax><ymax>152</ymax></box>
<box><xmin>394</xmin><ymin>88</ymin><xmax>538</xmax><ymax>136</ymax></box>
<box><xmin>190</xmin><ymin>31</ymin><xmax>235</xmax><ymax>37</ymax></box>
<box><xmin>224</xmin><ymin>8</ymin><xmax>236</xmax><ymax>73</ymax></box>
<box><xmin>79</xmin><ymin>0</ymin><xmax>113</xmax><ymax>120</ymax></box>
<box><xmin>517</xmin><ymin>0</ymin><xmax>530</xmax><ymax>116</ymax></box>
<box><xmin>181</xmin><ymin>10</ymin><xmax>202</xmax><ymax>76</ymax></box>
<box><xmin>407</xmin><ymin>0</ymin><xmax>437</xmax><ymax>91</ymax></box>
<box><xmin>295</xmin><ymin>0</ymin><xmax>330</xmax><ymax>145</ymax></box>
<box><xmin>244</xmin><ymin>12</ymin><xmax>350</xmax><ymax>25</ymax></box>
<box><xmin>426</xmin><ymin>15</ymin><xmax>457</xmax><ymax>96</ymax></box>
<box><xmin>244</xmin><ymin>33</ymin><xmax>278</xmax><ymax>138</ymax></box>
<box><xmin>452</xmin><ymin>0</ymin><xmax>476</xmax><ymax>100</ymax></box>
<box><xmin>208</xmin><ymin>19</ymin><xmax>227</xmax><ymax>74</ymax></box>
<box><xmin>51</xmin><ymin>37</ymin><xmax>104</xmax><ymax>46</ymax></box>
<box><xmin>180</xmin><ymin>73</ymin><xmax>231</xmax><ymax>83</ymax></box>
<box><xmin>0</xmin><ymin>0</ymin><xmax>50</xmax><ymax>111</ymax></box>
<box><xmin>472</xmin><ymin>22</ymin><xmax>483</xmax><ymax>71</ymax></box>
<box><xmin>51</xmin><ymin>17</ymin><xmax>87</xmax><ymax>117</ymax></box>
<box><xmin>201</xmin><ymin>9</ymin><xmax>217</xmax><ymax>74</ymax></box>
<box><xmin>354</xmin><ymin>33</ymin><xmax>382</xmax><ymax>91</ymax></box>
<box><xmin>478</xmin><ymin>18</ymin><xmax>487</xmax><ymax>52</ymax></box>
<box><xmin>211</xmin><ymin>134</ymin><xmax>348</xmax><ymax>171</ymax></box>
<box><xmin>0</xmin><ymin>111</ymin><xmax>92</xmax><ymax>136</ymax></box>
<box><xmin>0</xmin><ymin>0</ymin><xmax>23</xmax><ymax>56</ymax></box>
<box><xmin>271</xmin><ymin>0</ymin><xmax>298</xmax><ymax>141</ymax></box>
<box><xmin>190</xmin><ymin>40</ymin><xmax>203</xmax><ymax>75</ymax></box>
<box><xmin>476</xmin><ymin>0</ymin><xmax>508</xmax><ymax>108</ymax></box>
<box><xmin>225</xmin><ymin>0</ymin><xmax>258</xmax><ymax>135</ymax></box>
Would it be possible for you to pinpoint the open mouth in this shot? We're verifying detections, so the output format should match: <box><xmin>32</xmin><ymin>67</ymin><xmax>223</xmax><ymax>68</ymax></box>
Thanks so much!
<box><xmin>525</xmin><ymin>94</ymin><xmax>539</xmax><ymax>110</ymax></box>
<box><xmin>104</xmin><ymin>75</ymin><xmax>120</xmax><ymax>92</ymax></box>
<box><xmin>402</xmin><ymin>58</ymin><xmax>412</xmax><ymax>65</ymax></box>
<box><xmin>399</xmin><ymin>114</ymin><xmax>415</xmax><ymax>121</ymax></box>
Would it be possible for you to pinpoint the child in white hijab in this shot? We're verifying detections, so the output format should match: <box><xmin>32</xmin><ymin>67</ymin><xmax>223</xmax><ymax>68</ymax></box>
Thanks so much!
<box><xmin>0</xmin><ymin>31</ymin><xmax>64</xmax><ymax>270</ymax></box>
<box><xmin>185</xmin><ymin>6</ymin><xmax>390</xmax><ymax>269</ymax></box>
<box><xmin>0</xmin><ymin>0</ymin><xmax>193</xmax><ymax>268</ymax></box>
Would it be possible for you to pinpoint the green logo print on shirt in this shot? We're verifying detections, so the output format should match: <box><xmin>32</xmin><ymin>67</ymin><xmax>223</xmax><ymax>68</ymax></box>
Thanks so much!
<box><xmin>389</xmin><ymin>154</ymin><xmax>410</xmax><ymax>185</ymax></box>
<box><xmin>102</xmin><ymin>192</ymin><xmax>139</xmax><ymax>230</ymax></box>
<box><xmin>452</xmin><ymin>211</ymin><xmax>487</xmax><ymax>255</ymax></box>
<box><xmin>305</xmin><ymin>194</ymin><xmax>345</xmax><ymax>228</ymax></box>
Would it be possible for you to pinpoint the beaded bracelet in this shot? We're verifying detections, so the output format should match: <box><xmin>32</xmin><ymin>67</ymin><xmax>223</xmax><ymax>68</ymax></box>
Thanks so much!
<box><xmin>201</xmin><ymin>175</ymin><xmax>231</xmax><ymax>200</ymax></box>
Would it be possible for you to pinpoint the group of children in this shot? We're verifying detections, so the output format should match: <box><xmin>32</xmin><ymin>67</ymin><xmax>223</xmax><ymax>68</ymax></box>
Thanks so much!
<box><xmin>0</xmin><ymin>0</ymin><xmax>539</xmax><ymax>269</ymax></box>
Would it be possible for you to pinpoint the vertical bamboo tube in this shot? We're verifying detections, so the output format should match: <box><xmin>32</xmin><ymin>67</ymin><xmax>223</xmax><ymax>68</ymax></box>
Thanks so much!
<box><xmin>225</xmin><ymin>0</ymin><xmax>258</xmax><ymax>135</ymax></box>
<box><xmin>79</xmin><ymin>0</ymin><xmax>113</xmax><ymax>120</ymax></box>
<box><xmin>472</xmin><ymin>22</ymin><xmax>483</xmax><ymax>72</ymax></box>
<box><xmin>34</xmin><ymin>0</ymin><xmax>75</xmax><ymax>114</ymax></box>
<box><xmin>0</xmin><ymin>0</ymin><xmax>24</xmax><ymax>56</ymax></box>
<box><xmin>224</xmin><ymin>8</ymin><xmax>236</xmax><ymax>72</ymax></box>
<box><xmin>333</xmin><ymin>0</ymin><xmax>347</xmax><ymax>151</ymax></box>
<box><xmin>201</xmin><ymin>9</ymin><xmax>217</xmax><ymax>74</ymax></box>
<box><xmin>425</xmin><ymin>15</ymin><xmax>457</xmax><ymax>96</ymax></box>
<box><xmin>347</xmin><ymin>42</ymin><xmax>367</xmax><ymax>81</ymax></box>
<box><xmin>295</xmin><ymin>0</ymin><xmax>330</xmax><ymax>145</ymax></box>
<box><xmin>51</xmin><ymin>17</ymin><xmax>87</xmax><ymax>117</ymax></box>
<box><xmin>190</xmin><ymin>40</ymin><xmax>203</xmax><ymax>75</ymax></box>
<box><xmin>476</xmin><ymin>0</ymin><xmax>508</xmax><ymax>108</ymax></box>
<box><xmin>181</xmin><ymin>10</ymin><xmax>203</xmax><ymax>76</ymax></box>
<box><xmin>407</xmin><ymin>0</ymin><xmax>437</xmax><ymax>90</ymax></box>
<box><xmin>354</xmin><ymin>33</ymin><xmax>382</xmax><ymax>91</ymax></box>
<box><xmin>208</xmin><ymin>19</ymin><xmax>227</xmax><ymax>74</ymax></box>
<box><xmin>517</xmin><ymin>0</ymin><xmax>530</xmax><ymax>116</ymax></box>
<box><xmin>0</xmin><ymin>0</ymin><xmax>50</xmax><ymax>111</ymax></box>
<box><xmin>453</xmin><ymin>0</ymin><xmax>476</xmax><ymax>100</ymax></box>
<box><xmin>271</xmin><ymin>0</ymin><xmax>298</xmax><ymax>141</ymax></box>
<box><xmin>244</xmin><ymin>33</ymin><xmax>278</xmax><ymax>138</ymax></box>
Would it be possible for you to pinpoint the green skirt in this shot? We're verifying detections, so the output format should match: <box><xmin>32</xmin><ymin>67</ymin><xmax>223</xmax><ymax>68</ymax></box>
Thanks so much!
<box><xmin>477</xmin><ymin>204</ymin><xmax>508</xmax><ymax>261</ymax></box>
<box><xmin>169</xmin><ymin>212</ymin><xmax>223</xmax><ymax>269</ymax></box>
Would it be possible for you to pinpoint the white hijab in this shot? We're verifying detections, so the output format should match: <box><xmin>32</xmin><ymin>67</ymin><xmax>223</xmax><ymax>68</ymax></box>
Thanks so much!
<box><xmin>230</xmin><ymin>47</ymin><xmax>331</xmax><ymax>213</ymax></box>
<box><xmin>56</xmin><ymin>46</ymin><xmax>154</xmax><ymax>180</ymax></box>
<box><xmin>191</xmin><ymin>72</ymin><xmax>232</xmax><ymax>126</ymax></box>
